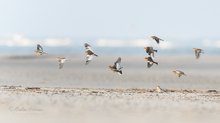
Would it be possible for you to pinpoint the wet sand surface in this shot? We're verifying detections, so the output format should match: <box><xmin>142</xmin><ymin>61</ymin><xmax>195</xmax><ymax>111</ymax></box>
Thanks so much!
<box><xmin>0</xmin><ymin>55</ymin><xmax>220</xmax><ymax>89</ymax></box>
<box><xmin>0</xmin><ymin>55</ymin><xmax>220</xmax><ymax>123</ymax></box>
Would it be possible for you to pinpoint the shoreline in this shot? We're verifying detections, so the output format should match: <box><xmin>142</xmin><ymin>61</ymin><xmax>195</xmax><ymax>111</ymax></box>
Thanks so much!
<box><xmin>1</xmin><ymin>85</ymin><xmax>219</xmax><ymax>94</ymax></box>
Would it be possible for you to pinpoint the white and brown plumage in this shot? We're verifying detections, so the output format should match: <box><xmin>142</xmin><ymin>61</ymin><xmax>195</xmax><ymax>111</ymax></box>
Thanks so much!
<box><xmin>156</xmin><ymin>86</ymin><xmax>164</xmax><ymax>93</ymax></box>
<box><xmin>151</xmin><ymin>36</ymin><xmax>164</xmax><ymax>44</ymax></box>
<box><xmin>109</xmin><ymin>57</ymin><xmax>123</xmax><ymax>75</ymax></box>
<box><xmin>144</xmin><ymin>46</ymin><xmax>157</xmax><ymax>57</ymax></box>
<box><xmin>193</xmin><ymin>48</ymin><xmax>204</xmax><ymax>59</ymax></box>
<box><xmin>35</xmin><ymin>44</ymin><xmax>47</xmax><ymax>56</ymax></box>
<box><xmin>84</xmin><ymin>43</ymin><xmax>98</xmax><ymax>65</ymax></box>
<box><xmin>56</xmin><ymin>57</ymin><xmax>68</xmax><ymax>69</ymax></box>
<box><xmin>144</xmin><ymin>56</ymin><xmax>158</xmax><ymax>68</ymax></box>
<box><xmin>173</xmin><ymin>70</ymin><xmax>186</xmax><ymax>77</ymax></box>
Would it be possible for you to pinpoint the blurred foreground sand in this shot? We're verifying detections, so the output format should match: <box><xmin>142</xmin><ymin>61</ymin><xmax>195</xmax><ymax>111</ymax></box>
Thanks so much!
<box><xmin>0</xmin><ymin>86</ymin><xmax>220</xmax><ymax>123</ymax></box>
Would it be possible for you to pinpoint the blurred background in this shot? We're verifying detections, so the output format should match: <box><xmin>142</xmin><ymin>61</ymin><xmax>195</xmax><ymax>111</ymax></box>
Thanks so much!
<box><xmin>1</xmin><ymin>2</ymin><xmax>220</xmax><ymax>123</ymax></box>
<box><xmin>0</xmin><ymin>0</ymin><xmax>220</xmax><ymax>89</ymax></box>
<box><xmin>0</xmin><ymin>0</ymin><xmax>220</xmax><ymax>55</ymax></box>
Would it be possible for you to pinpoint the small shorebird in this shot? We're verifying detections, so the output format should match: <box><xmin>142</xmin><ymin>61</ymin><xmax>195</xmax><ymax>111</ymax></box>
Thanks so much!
<box><xmin>144</xmin><ymin>46</ymin><xmax>157</xmax><ymax>57</ymax></box>
<box><xmin>35</xmin><ymin>44</ymin><xmax>47</xmax><ymax>56</ymax></box>
<box><xmin>109</xmin><ymin>57</ymin><xmax>123</xmax><ymax>75</ymax></box>
<box><xmin>173</xmin><ymin>70</ymin><xmax>186</xmax><ymax>77</ymax></box>
<box><xmin>144</xmin><ymin>56</ymin><xmax>158</xmax><ymax>68</ymax></box>
<box><xmin>151</xmin><ymin>36</ymin><xmax>164</xmax><ymax>44</ymax></box>
<box><xmin>156</xmin><ymin>86</ymin><xmax>164</xmax><ymax>93</ymax></box>
<box><xmin>193</xmin><ymin>48</ymin><xmax>204</xmax><ymax>59</ymax></box>
<box><xmin>84</xmin><ymin>43</ymin><xmax>98</xmax><ymax>65</ymax></box>
<box><xmin>56</xmin><ymin>57</ymin><xmax>68</xmax><ymax>69</ymax></box>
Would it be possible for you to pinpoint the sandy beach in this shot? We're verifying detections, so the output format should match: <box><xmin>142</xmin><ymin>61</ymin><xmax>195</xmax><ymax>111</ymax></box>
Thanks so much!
<box><xmin>1</xmin><ymin>0</ymin><xmax>220</xmax><ymax>122</ymax></box>
<box><xmin>0</xmin><ymin>85</ymin><xmax>220</xmax><ymax>123</ymax></box>
<box><xmin>1</xmin><ymin>55</ymin><xmax>220</xmax><ymax>89</ymax></box>
<box><xmin>0</xmin><ymin>55</ymin><xmax>220</xmax><ymax>123</ymax></box>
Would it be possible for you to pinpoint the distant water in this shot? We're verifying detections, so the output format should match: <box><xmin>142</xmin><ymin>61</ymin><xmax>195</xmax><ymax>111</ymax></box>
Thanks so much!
<box><xmin>0</xmin><ymin>46</ymin><xmax>219</xmax><ymax>55</ymax></box>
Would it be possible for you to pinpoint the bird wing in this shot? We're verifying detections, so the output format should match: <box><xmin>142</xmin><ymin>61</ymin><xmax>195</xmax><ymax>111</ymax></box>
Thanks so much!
<box><xmin>147</xmin><ymin>62</ymin><xmax>153</xmax><ymax>68</ymax></box>
<box><xmin>117</xmin><ymin>70</ymin><xmax>122</xmax><ymax>75</ymax></box>
<box><xmin>180</xmin><ymin>71</ymin><xmax>185</xmax><ymax>76</ymax></box>
<box><xmin>114</xmin><ymin>57</ymin><xmax>122</xmax><ymax>70</ymax></box>
<box><xmin>149</xmin><ymin>47</ymin><xmax>155</xmax><ymax>57</ymax></box>
<box><xmin>148</xmin><ymin>57</ymin><xmax>154</xmax><ymax>62</ymax></box>
<box><xmin>152</xmin><ymin>36</ymin><xmax>163</xmax><ymax>43</ymax></box>
<box><xmin>145</xmin><ymin>47</ymin><xmax>152</xmax><ymax>55</ymax></box>
<box><xmin>85</xmin><ymin>55</ymin><xmax>93</xmax><ymax>65</ymax></box>
<box><xmin>37</xmin><ymin>44</ymin><xmax>43</xmax><ymax>51</ymax></box>
<box><xmin>195</xmin><ymin>50</ymin><xmax>200</xmax><ymax>59</ymax></box>
<box><xmin>84</xmin><ymin>43</ymin><xmax>94</xmax><ymax>52</ymax></box>
<box><xmin>152</xmin><ymin>36</ymin><xmax>160</xmax><ymax>44</ymax></box>
<box><xmin>84</xmin><ymin>43</ymin><xmax>91</xmax><ymax>48</ymax></box>
<box><xmin>176</xmin><ymin>71</ymin><xmax>185</xmax><ymax>77</ymax></box>
<box><xmin>155</xmin><ymin>38</ymin><xmax>160</xmax><ymax>44</ymax></box>
<box><xmin>145</xmin><ymin>47</ymin><xmax>150</xmax><ymax>53</ymax></box>
<box><xmin>85</xmin><ymin>43</ymin><xmax>98</xmax><ymax>56</ymax></box>
<box><xmin>86</xmin><ymin>50</ymin><xmax>95</xmax><ymax>55</ymax></box>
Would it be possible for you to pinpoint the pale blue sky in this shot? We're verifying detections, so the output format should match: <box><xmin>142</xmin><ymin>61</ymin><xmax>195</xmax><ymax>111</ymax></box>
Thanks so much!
<box><xmin>0</xmin><ymin>0</ymin><xmax>220</xmax><ymax>39</ymax></box>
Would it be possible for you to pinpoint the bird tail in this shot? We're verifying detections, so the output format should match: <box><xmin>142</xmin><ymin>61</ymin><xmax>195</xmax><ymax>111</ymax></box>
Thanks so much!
<box><xmin>154</xmin><ymin>50</ymin><xmax>158</xmax><ymax>52</ymax></box>
<box><xmin>94</xmin><ymin>54</ymin><xmax>98</xmax><ymax>57</ymax></box>
<box><xmin>154</xmin><ymin>62</ymin><xmax>158</xmax><ymax>65</ymax></box>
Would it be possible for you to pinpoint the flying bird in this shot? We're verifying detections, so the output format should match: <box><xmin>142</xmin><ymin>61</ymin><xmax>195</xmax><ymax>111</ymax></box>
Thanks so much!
<box><xmin>56</xmin><ymin>57</ymin><xmax>68</xmax><ymax>69</ymax></box>
<box><xmin>144</xmin><ymin>46</ymin><xmax>157</xmax><ymax>57</ymax></box>
<box><xmin>109</xmin><ymin>57</ymin><xmax>123</xmax><ymax>75</ymax></box>
<box><xmin>144</xmin><ymin>56</ymin><xmax>158</xmax><ymax>68</ymax></box>
<box><xmin>193</xmin><ymin>48</ymin><xmax>204</xmax><ymax>59</ymax></box>
<box><xmin>151</xmin><ymin>36</ymin><xmax>164</xmax><ymax>44</ymax></box>
<box><xmin>35</xmin><ymin>44</ymin><xmax>47</xmax><ymax>56</ymax></box>
<box><xmin>84</xmin><ymin>43</ymin><xmax>98</xmax><ymax>65</ymax></box>
<box><xmin>173</xmin><ymin>70</ymin><xmax>186</xmax><ymax>77</ymax></box>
